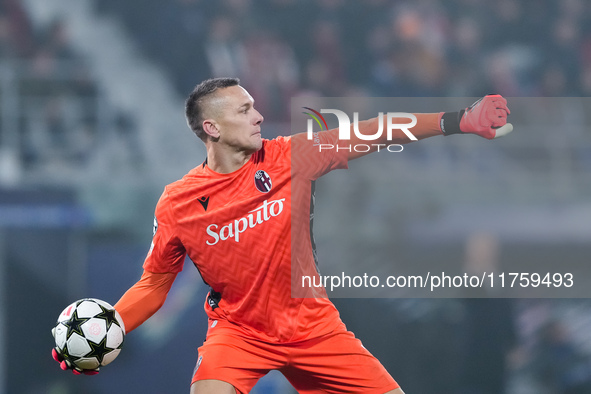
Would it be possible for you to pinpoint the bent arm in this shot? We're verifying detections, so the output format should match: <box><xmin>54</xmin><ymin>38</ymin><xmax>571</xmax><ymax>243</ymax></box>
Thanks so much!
<box><xmin>114</xmin><ymin>270</ymin><xmax>177</xmax><ymax>333</ymax></box>
<box><xmin>347</xmin><ymin>113</ymin><xmax>442</xmax><ymax>160</ymax></box>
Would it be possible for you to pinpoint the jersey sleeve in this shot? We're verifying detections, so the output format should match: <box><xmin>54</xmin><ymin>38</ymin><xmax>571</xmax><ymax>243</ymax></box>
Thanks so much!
<box><xmin>114</xmin><ymin>270</ymin><xmax>177</xmax><ymax>333</ymax></box>
<box><xmin>290</xmin><ymin>128</ymin><xmax>349</xmax><ymax>180</ymax></box>
<box><xmin>143</xmin><ymin>188</ymin><xmax>187</xmax><ymax>274</ymax></box>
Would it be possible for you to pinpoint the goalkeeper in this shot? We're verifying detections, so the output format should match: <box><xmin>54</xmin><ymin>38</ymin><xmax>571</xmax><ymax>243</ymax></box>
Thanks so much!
<box><xmin>53</xmin><ymin>77</ymin><xmax>511</xmax><ymax>393</ymax></box>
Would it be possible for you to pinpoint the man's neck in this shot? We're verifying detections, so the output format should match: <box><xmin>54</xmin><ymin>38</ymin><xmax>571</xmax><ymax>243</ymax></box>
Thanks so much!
<box><xmin>205</xmin><ymin>145</ymin><xmax>253</xmax><ymax>174</ymax></box>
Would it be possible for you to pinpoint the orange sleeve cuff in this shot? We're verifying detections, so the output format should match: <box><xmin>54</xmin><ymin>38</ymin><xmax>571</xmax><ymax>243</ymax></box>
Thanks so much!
<box><xmin>114</xmin><ymin>270</ymin><xmax>177</xmax><ymax>333</ymax></box>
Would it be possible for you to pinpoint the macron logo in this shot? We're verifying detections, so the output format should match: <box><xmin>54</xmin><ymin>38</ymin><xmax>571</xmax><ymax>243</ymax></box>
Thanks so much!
<box><xmin>198</xmin><ymin>196</ymin><xmax>210</xmax><ymax>211</ymax></box>
<box><xmin>205</xmin><ymin>199</ymin><xmax>285</xmax><ymax>245</ymax></box>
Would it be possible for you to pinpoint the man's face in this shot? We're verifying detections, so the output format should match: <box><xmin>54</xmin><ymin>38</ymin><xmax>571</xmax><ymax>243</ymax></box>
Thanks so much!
<box><xmin>207</xmin><ymin>85</ymin><xmax>264</xmax><ymax>153</ymax></box>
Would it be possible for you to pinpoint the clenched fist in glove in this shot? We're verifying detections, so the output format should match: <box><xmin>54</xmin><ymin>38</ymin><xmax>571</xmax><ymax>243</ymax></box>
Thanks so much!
<box><xmin>439</xmin><ymin>94</ymin><xmax>513</xmax><ymax>139</ymax></box>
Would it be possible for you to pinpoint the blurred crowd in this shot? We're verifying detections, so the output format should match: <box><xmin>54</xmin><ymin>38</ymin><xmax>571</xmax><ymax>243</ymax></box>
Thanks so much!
<box><xmin>0</xmin><ymin>0</ymin><xmax>95</xmax><ymax>170</ymax></box>
<box><xmin>2</xmin><ymin>0</ymin><xmax>591</xmax><ymax>173</ymax></box>
<box><xmin>0</xmin><ymin>0</ymin><xmax>141</xmax><ymax>179</ymax></box>
<box><xmin>100</xmin><ymin>0</ymin><xmax>591</xmax><ymax>123</ymax></box>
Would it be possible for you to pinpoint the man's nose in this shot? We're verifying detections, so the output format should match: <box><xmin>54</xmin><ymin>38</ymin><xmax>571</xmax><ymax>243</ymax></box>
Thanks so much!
<box><xmin>254</xmin><ymin>110</ymin><xmax>264</xmax><ymax>125</ymax></box>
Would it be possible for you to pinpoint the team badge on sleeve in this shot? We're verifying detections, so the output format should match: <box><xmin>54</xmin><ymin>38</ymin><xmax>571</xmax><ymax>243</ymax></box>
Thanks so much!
<box><xmin>254</xmin><ymin>170</ymin><xmax>272</xmax><ymax>193</ymax></box>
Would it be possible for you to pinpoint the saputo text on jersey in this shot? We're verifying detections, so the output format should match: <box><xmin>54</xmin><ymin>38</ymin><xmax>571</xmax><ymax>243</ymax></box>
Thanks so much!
<box><xmin>205</xmin><ymin>198</ymin><xmax>286</xmax><ymax>245</ymax></box>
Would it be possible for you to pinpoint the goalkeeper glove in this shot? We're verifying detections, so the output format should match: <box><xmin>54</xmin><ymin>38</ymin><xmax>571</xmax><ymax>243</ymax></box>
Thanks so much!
<box><xmin>51</xmin><ymin>347</ymin><xmax>99</xmax><ymax>375</ymax></box>
<box><xmin>439</xmin><ymin>94</ymin><xmax>513</xmax><ymax>139</ymax></box>
<box><xmin>51</xmin><ymin>326</ymin><xmax>100</xmax><ymax>376</ymax></box>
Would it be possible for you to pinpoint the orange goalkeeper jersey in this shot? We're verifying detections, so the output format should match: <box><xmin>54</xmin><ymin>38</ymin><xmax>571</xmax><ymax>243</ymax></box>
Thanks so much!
<box><xmin>143</xmin><ymin>129</ymin><xmax>348</xmax><ymax>342</ymax></box>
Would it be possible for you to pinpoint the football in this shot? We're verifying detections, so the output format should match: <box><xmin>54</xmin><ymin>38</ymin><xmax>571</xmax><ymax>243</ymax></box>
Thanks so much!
<box><xmin>52</xmin><ymin>298</ymin><xmax>125</xmax><ymax>371</ymax></box>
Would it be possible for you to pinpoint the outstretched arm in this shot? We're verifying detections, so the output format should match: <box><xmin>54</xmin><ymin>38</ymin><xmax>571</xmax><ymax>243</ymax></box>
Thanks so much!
<box><xmin>347</xmin><ymin>94</ymin><xmax>512</xmax><ymax>160</ymax></box>
<box><xmin>347</xmin><ymin>112</ymin><xmax>442</xmax><ymax>160</ymax></box>
<box><xmin>115</xmin><ymin>269</ymin><xmax>178</xmax><ymax>333</ymax></box>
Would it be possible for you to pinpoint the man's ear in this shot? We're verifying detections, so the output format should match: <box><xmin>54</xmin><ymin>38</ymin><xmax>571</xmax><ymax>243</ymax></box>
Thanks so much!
<box><xmin>202</xmin><ymin>119</ymin><xmax>220</xmax><ymax>139</ymax></box>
